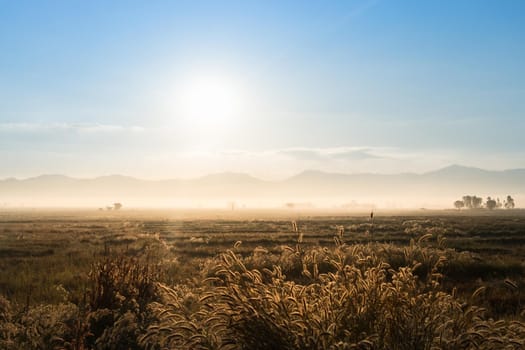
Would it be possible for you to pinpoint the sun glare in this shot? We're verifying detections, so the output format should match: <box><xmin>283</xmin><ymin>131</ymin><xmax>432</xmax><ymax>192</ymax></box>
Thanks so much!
<box><xmin>178</xmin><ymin>76</ymin><xmax>242</xmax><ymax>131</ymax></box>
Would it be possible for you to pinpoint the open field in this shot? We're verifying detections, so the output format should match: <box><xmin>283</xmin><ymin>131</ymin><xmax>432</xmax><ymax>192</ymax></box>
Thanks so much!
<box><xmin>1</xmin><ymin>209</ymin><xmax>524</xmax><ymax>349</ymax></box>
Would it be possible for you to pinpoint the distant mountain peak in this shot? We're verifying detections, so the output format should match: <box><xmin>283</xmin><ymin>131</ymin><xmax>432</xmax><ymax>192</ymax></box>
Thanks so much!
<box><xmin>195</xmin><ymin>172</ymin><xmax>262</xmax><ymax>184</ymax></box>
<box><xmin>296</xmin><ymin>169</ymin><xmax>329</xmax><ymax>176</ymax></box>
<box><xmin>286</xmin><ymin>169</ymin><xmax>330</xmax><ymax>180</ymax></box>
<box><xmin>27</xmin><ymin>174</ymin><xmax>75</xmax><ymax>181</ymax></box>
<box><xmin>425</xmin><ymin>164</ymin><xmax>488</xmax><ymax>176</ymax></box>
<box><xmin>93</xmin><ymin>174</ymin><xmax>140</xmax><ymax>181</ymax></box>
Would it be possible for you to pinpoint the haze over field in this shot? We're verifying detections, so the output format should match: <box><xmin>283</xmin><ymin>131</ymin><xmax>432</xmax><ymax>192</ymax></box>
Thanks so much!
<box><xmin>1</xmin><ymin>165</ymin><xmax>523</xmax><ymax>209</ymax></box>
<box><xmin>1</xmin><ymin>1</ymin><xmax>524</xmax><ymax>208</ymax></box>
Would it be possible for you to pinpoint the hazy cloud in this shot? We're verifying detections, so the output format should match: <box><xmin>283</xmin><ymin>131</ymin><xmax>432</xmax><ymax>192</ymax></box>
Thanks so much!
<box><xmin>0</xmin><ymin>122</ymin><xmax>144</xmax><ymax>133</ymax></box>
<box><xmin>2</xmin><ymin>138</ymin><xmax>522</xmax><ymax>180</ymax></box>
<box><xmin>277</xmin><ymin>147</ymin><xmax>388</xmax><ymax>161</ymax></box>
<box><xmin>278</xmin><ymin>149</ymin><xmax>327</xmax><ymax>161</ymax></box>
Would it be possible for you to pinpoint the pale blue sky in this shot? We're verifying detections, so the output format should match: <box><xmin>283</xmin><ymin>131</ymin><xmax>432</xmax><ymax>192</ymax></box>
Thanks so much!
<box><xmin>1</xmin><ymin>0</ymin><xmax>524</xmax><ymax>179</ymax></box>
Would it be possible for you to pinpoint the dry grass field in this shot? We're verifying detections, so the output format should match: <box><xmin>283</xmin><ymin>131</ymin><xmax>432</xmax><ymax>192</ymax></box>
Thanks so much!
<box><xmin>1</xmin><ymin>209</ymin><xmax>524</xmax><ymax>349</ymax></box>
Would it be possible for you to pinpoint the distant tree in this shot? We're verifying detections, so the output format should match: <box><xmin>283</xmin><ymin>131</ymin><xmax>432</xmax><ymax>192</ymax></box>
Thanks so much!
<box><xmin>454</xmin><ymin>200</ymin><xmax>465</xmax><ymax>210</ymax></box>
<box><xmin>496</xmin><ymin>198</ymin><xmax>502</xmax><ymax>209</ymax></box>
<box><xmin>113</xmin><ymin>203</ymin><xmax>122</xmax><ymax>210</ymax></box>
<box><xmin>504</xmin><ymin>195</ymin><xmax>515</xmax><ymax>209</ymax></box>
<box><xmin>472</xmin><ymin>196</ymin><xmax>483</xmax><ymax>209</ymax></box>
<box><xmin>486</xmin><ymin>197</ymin><xmax>497</xmax><ymax>210</ymax></box>
<box><xmin>462</xmin><ymin>195</ymin><xmax>473</xmax><ymax>209</ymax></box>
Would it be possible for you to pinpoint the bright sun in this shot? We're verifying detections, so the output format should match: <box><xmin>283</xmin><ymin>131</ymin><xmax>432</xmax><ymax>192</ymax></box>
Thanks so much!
<box><xmin>178</xmin><ymin>76</ymin><xmax>242</xmax><ymax>129</ymax></box>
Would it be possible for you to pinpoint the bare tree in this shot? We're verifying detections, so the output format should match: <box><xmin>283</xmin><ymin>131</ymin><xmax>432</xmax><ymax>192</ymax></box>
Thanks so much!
<box><xmin>504</xmin><ymin>195</ymin><xmax>515</xmax><ymax>209</ymax></box>
<box><xmin>472</xmin><ymin>196</ymin><xmax>483</xmax><ymax>209</ymax></box>
<box><xmin>454</xmin><ymin>200</ymin><xmax>465</xmax><ymax>210</ymax></box>
<box><xmin>486</xmin><ymin>197</ymin><xmax>497</xmax><ymax>210</ymax></box>
<box><xmin>462</xmin><ymin>195</ymin><xmax>473</xmax><ymax>209</ymax></box>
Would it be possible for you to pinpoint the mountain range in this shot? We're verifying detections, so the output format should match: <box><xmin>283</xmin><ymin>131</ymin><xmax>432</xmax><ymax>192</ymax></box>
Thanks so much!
<box><xmin>1</xmin><ymin>165</ymin><xmax>524</xmax><ymax>208</ymax></box>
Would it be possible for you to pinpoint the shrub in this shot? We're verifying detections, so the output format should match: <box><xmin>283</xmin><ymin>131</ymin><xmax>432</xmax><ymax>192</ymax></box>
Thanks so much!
<box><xmin>86</xmin><ymin>255</ymin><xmax>162</xmax><ymax>349</ymax></box>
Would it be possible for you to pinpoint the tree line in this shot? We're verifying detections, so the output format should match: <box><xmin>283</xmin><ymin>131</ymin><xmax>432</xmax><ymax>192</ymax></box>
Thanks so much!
<box><xmin>454</xmin><ymin>195</ymin><xmax>515</xmax><ymax>210</ymax></box>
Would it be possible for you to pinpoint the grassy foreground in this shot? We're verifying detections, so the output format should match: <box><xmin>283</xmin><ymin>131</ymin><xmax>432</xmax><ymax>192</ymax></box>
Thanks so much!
<box><xmin>0</xmin><ymin>211</ymin><xmax>524</xmax><ymax>349</ymax></box>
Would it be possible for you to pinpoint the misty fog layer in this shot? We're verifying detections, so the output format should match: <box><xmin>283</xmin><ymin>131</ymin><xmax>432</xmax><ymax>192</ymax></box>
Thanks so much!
<box><xmin>1</xmin><ymin>165</ymin><xmax>523</xmax><ymax>209</ymax></box>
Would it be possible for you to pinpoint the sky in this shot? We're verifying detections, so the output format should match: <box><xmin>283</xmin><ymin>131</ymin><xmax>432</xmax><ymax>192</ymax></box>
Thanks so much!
<box><xmin>1</xmin><ymin>0</ymin><xmax>524</xmax><ymax>180</ymax></box>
